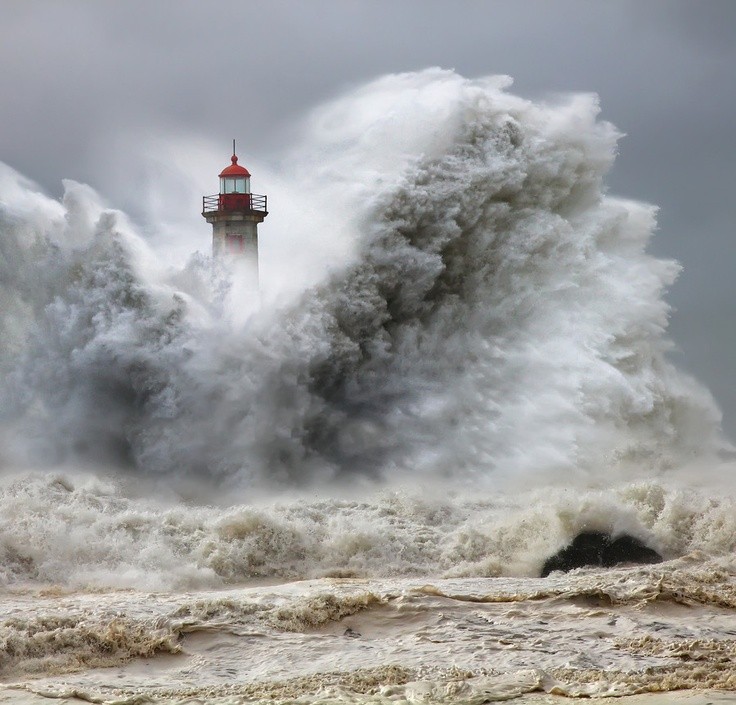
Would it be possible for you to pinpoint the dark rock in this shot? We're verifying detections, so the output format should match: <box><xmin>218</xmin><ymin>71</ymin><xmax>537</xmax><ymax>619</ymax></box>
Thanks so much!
<box><xmin>541</xmin><ymin>531</ymin><xmax>662</xmax><ymax>577</ymax></box>
<box><xmin>602</xmin><ymin>534</ymin><xmax>662</xmax><ymax>568</ymax></box>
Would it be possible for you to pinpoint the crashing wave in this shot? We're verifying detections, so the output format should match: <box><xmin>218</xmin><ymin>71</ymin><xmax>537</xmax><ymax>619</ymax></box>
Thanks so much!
<box><xmin>0</xmin><ymin>69</ymin><xmax>727</xmax><ymax>493</ymax></box>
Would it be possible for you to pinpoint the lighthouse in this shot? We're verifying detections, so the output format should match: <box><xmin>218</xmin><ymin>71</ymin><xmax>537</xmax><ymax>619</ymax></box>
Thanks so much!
<box><xmin>202</xmin><ymin>142</ymin><xmax>268</xmax><ymax>285</ymax></box>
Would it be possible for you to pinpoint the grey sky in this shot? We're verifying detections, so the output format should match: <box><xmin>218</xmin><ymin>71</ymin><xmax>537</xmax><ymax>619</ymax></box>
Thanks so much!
<box><xmin>2</xmin><ymin>0</ymin><xmax>735</xmax><ymax>437</ymax></box>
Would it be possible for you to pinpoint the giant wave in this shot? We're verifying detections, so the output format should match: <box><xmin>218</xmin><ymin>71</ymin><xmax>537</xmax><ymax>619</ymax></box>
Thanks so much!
<box><xmin>0</xmin><ymin>69</ymin><xmax>728</xmax><ymax>496</ymax></box>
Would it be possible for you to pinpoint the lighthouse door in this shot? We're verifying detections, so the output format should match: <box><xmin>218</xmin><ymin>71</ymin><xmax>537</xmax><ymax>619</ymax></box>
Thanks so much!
<box><xmin>225</xmin><ymin>234</ymin><xmax>245</xmax><ymax>254</ymax></box>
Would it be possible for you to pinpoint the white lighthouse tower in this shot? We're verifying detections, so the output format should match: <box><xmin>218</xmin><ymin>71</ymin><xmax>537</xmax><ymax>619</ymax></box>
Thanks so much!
<box><xmin>202</xmin><ymin>143</ymin><xmax>268</xmax><ymax>286</ymax></box>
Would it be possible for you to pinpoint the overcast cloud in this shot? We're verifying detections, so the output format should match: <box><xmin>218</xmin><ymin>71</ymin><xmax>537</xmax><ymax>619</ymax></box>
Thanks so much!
<box><xmin>1</xmin><ymin>0</ymin><xmax>735</xmax><ymax>436</ymax></box>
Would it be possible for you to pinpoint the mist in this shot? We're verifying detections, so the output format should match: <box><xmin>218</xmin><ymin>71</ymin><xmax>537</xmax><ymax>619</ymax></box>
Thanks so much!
<box><xmin>0</xmin><ymin>70</ymin><xmax>728</xmax><ymax>501</ymax></box>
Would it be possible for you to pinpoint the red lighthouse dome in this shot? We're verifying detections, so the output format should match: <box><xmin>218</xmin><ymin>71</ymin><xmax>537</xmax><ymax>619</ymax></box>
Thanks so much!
<box><xmin>218</xmin><ymin>150</ymin><xmax>252</xmax><ymax>198</ymax></box>
<box><xmin>219</xmin><ymin>153</ymin><xmax>251</xmax><ymax>178</ymax></box>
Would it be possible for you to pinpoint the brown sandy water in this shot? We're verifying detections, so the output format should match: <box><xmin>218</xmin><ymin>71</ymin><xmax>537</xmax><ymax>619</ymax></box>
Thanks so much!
<box><xmin>2</xmin><ymin>555</ymin><xmax>735</xmax><ymax>704</ymax></box>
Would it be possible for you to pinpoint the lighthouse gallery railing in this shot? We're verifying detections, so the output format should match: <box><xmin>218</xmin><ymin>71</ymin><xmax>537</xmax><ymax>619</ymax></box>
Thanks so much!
<box><xmin>202</xmin><ymin>193</ymin><xmax>268</xmax><ymax>214</ymax></box>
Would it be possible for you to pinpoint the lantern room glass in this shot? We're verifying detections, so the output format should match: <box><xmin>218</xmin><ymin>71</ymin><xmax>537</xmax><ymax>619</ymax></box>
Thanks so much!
<box><xmin>220</xmin><ymin>177</ymin><xmax>250</xmax><ymax>194</ymax></box>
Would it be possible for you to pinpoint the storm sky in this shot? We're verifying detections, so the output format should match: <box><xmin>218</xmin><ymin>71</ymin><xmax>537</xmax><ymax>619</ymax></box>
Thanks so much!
<box><xmin>2</xmin><ymin>0</ymin><xmax>735</xmax><ymax>438</ymax></box>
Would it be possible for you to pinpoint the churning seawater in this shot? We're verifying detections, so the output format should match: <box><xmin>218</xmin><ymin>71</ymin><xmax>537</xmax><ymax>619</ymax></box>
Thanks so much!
<box><xmin>1</xmin><ymin>69</ymin><xmax>735</xmax><ymax>703</ymax></box>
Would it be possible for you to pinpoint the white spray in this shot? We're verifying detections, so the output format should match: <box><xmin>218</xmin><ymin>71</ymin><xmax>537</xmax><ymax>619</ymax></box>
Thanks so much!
<box><xmin>0</xmin><ymin>69</ymin><xmax>728</xmax><ymax>496</ymax></box>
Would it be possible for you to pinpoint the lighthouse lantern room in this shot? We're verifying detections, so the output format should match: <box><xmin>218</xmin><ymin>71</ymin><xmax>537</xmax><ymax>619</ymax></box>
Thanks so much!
<box><xmin>202</xmin><ymin>141</ymin><xmax>268</xmax><ymax>283</ymax></box>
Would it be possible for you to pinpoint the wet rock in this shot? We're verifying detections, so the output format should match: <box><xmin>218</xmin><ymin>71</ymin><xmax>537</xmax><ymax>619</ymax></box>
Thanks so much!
<box><xmin>541</xmin><ymin>531</ymin><xmax>662</xmax><ymax>577</ymax></box>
